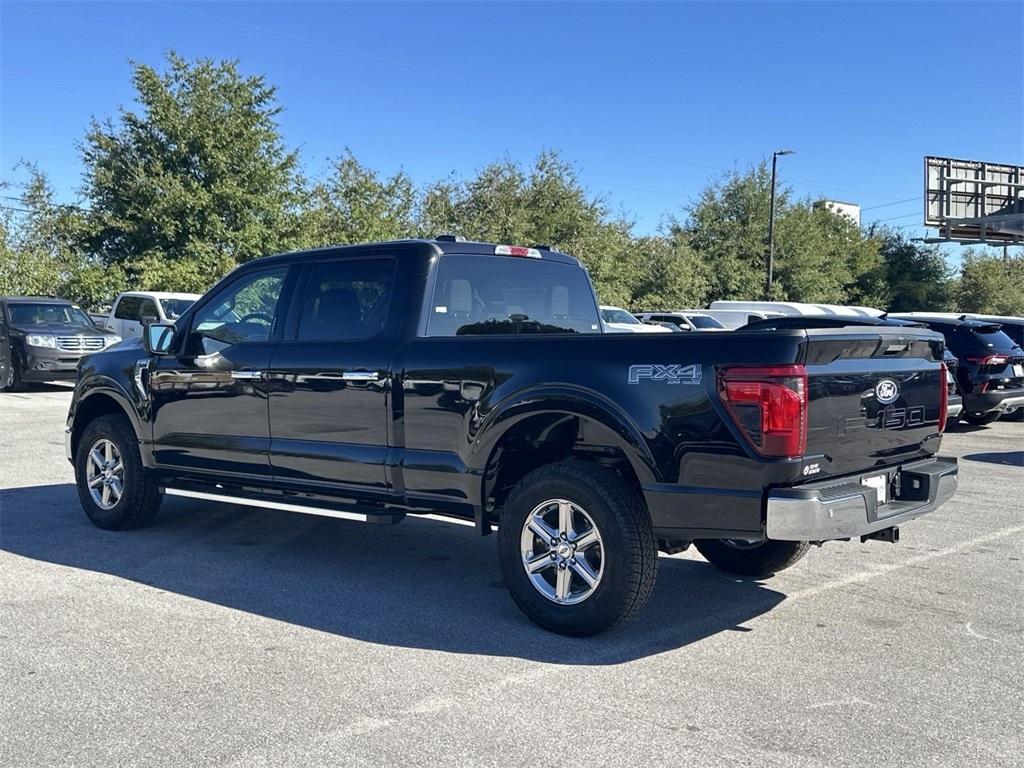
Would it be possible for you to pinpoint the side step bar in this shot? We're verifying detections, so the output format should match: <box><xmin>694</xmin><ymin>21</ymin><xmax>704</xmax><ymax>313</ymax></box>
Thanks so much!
<box><xmin>161</xmin><ymin>487</ymin><xmax>476</xmax><ymax>528</ymax></box>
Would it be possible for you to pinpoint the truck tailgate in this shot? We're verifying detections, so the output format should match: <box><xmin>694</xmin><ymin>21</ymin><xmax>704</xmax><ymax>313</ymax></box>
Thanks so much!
<box><xmin>802</xmin><ymin>327</ymin><xmax>946</xmax><ymax>477</ymax></box>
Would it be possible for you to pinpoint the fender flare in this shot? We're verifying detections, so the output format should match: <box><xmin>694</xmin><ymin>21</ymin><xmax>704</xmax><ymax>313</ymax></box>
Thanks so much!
<box><xmin>71</xmin><ymin>377</ymin><xmax>147</xmax><ymax>451</ymax></box>
<box><xmin>469</xmin><ymin>384</ymin><xmax>660</xmax><ymax>509</ymax></box>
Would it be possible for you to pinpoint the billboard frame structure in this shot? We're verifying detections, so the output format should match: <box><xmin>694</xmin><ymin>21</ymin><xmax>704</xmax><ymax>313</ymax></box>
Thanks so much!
<box><xmin>923</xmin><ymin>156</ymin><xmax>1024</xmax><ymax>245</ymax></box>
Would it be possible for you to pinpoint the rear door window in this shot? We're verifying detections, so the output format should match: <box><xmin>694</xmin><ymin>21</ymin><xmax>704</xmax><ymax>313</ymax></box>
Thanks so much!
<box><xmin>295</xmin><ymin>258</ymin><xmax>396</xmax><ymax>342</ymax></box>
<box><xmin>426</xmin><ymin>254</ymin><xmax>600</xmax><ymax>336</ymax></box>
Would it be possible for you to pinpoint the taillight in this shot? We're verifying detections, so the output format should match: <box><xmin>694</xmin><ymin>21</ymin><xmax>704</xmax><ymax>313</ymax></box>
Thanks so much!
<box><xmin>718</xmin><ymin>365</ymin><xmax>808</xmax><ymax>458</ymax></box>
<box><xmin>938</xmin><ymin>362</ymin><xmax>948</xmax><ymax>433</ymax></box>
<box><xmin>966</xmin><ymin>354</ymin><xmax>1009</xmax><ymax>366</ymax></box>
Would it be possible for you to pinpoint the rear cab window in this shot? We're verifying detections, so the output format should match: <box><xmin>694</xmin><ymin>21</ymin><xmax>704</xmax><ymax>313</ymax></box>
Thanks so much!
<box><xmin>425</xmin><ymin>254</ymin><xmax>601</xmax><ymax>337</ymax></box>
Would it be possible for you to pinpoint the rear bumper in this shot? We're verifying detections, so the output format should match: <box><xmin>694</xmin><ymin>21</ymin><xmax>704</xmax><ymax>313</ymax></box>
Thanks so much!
<box><xmin>946</xmin><ymin>395</ymin><xmax>963</xmax><ymax>419</ymax></box>
<box><xmin>964</xmin><ymin>389</ymin><xmax>1024</xmax><ymax>415</ymax></box>
<box><xmin>765</xmin><ymin>456</ymin><xmax>958</xmax><ymax>541</ymax></box>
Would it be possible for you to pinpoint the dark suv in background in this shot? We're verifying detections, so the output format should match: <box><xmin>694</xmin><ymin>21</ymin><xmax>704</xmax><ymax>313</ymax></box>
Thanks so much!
<box><xmin>0</xmin><ymin>297</ymin><xmax>122</xmax><ymax>391</ymax></box>
<box><xmin>892</xmin><ymin>313</ymin><xmax>1024</xmax><ymax>425</ymax></box>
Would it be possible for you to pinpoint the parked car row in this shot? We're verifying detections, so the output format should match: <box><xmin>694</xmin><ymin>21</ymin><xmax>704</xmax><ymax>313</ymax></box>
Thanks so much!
<box><xmin>0</xmin><ymin>292</ymin><xmax>199</xmax><ymax>391</ymax></box>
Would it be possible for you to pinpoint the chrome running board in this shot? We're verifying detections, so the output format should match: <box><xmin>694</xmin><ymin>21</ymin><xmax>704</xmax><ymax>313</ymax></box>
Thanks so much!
<box><xmin>161</xmin><ymin>487</ymin><xmax>476</xmax><ymax>527</ymax></box>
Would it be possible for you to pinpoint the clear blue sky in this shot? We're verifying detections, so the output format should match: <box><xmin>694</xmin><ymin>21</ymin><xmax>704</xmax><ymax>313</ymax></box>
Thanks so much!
<box><xmin>2</xmin><ymin>1</ymin><xmax>1022</xmax><ymax>240</ymax></box>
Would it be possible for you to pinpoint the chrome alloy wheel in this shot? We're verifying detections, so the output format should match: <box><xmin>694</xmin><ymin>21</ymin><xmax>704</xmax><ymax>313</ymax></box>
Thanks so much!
<box><xmin>86</xmin><ymin>438</ymin><xmax>125</xmax><ymax>510</ymax></box>
<box><xmin>520</xmin><ymin>498</ymin><xmax>604</xmax><ymax>605</ymax></box>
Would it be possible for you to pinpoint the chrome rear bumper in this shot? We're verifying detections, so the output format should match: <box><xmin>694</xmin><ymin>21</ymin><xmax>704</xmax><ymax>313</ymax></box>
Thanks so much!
<box><xmin>766</xmin><ymin>456</ymin><xmax>958</xmax><ymax>541</ymax></box>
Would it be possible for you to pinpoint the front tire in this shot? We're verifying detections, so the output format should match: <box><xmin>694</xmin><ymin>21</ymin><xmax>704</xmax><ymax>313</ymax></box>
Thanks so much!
<box><xmin>74</xmin><ymin>414</ymin><xmax>162</xmax><ymax>530</ymax></box>
<box><xmin>497</xmin><ymin>462</ymin><xmax>658</xmax><ymax>636</ymax></box>
<box><xmin>963</xmin><ymin>411</ymin><xmax>1001</xmax><ymax>426</ymax></box>
<box><xmin>695</xmin><ymin>538</ymin><xmax>810</xmax><ymax>578</ymax></box>
<box><xmin>1</xmin><ymin>358</ymin><xmax>27</xmax><ymax>392</ymax></box>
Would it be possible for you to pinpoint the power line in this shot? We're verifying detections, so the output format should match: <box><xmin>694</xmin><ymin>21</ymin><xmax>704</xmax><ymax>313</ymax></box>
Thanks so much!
<box><xmin>861</xmin><ymin>196</ymin><xmax>920</xmax><ymax>211</ymax></box>
<box><xmin>0</xmin><ymin>194</ymin><xmax>91</xmax><ymax>212</ymax></box>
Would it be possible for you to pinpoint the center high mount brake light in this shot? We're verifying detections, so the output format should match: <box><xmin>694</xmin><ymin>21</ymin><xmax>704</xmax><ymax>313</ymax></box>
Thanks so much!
<box><xmin>494</xmin><ymin>244</ymin><xmax>542</xmax><ymax>259</ymax></box>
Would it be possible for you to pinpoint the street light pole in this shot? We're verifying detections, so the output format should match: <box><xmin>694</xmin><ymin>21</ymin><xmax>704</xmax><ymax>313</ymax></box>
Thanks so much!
<box><xmin>766</xmin><ymin>149</ymin><xmax>794</xmax><ymax>299</ymax></box>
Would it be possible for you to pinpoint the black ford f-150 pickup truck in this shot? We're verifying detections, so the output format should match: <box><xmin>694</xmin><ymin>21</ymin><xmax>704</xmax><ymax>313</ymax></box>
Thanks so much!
<box><xmin>66</xmin><ymin>239</ymin><xmax>958</xmax><ymax>635</ymax></box>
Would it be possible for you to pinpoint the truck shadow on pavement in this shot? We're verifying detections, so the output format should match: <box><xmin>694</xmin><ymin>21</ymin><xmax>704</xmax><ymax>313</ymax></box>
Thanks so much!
<box><xmin>0</xmin><ymin>483</ymin><xmax>786</xmax><ymax>665</ymax></box>
<box><xmin>962</xmin><ymin>451</ymin><xmax>1024</xmax><ymax>467</ymax></box>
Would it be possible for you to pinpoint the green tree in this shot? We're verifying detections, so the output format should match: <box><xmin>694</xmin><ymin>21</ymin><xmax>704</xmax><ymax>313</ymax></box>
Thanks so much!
<box><xmin>956</xmin><ymin>249</ymin><xmax>1024</xmax><ymax>315</ymax></box>
<box><xmin>417</xmin><ymin>152</ymin><xmax>638</xmax><ymax>305</ymax></box>
<box><xmin>299</xmin><ymin>151</ymin><xmax>416</xmax><ymax>247</ymax></box>
<box><xmin>680</xmin><ymin>163</ymin><xmax>777</xmax><ymax>301</ymax></box>
<box><xmin>0</xmin><ymin>166</ymin><xmax>96</xmax><ymax>301</ymax></box>
<box><xmin>874</xmin><ymin>229</ymin><xmax>951</xmax><ymax>312</ymax></box>
<box><xmin>80</xmin><ymin>52</ymin><xmax>304</xmax><ymax>291</ymax></box>
<box><xmin>628</xmin><ymin>235</ymin><xmax>709</xmax><ymax>310</ymax></box>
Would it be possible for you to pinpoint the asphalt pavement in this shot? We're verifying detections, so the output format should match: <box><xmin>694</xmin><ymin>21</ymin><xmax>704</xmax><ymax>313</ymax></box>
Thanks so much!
<box><xmin>1</xmin><ymin>385</ymin><xmax>1022</xmax><ymax>767</ymax></box>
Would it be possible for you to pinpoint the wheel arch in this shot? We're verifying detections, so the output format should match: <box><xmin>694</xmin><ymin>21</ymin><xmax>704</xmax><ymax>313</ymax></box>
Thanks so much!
<box><xmin>472</xmin><ymin>387</ymin><xmax>659</xmax><ymax>527</ymax></box>
<box><xmin>71</xmin><ymin>384</ymin><xmax>145</xmax><ymax>460</ymax></box>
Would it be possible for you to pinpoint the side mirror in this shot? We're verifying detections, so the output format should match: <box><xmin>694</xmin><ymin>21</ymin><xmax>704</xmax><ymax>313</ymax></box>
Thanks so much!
<box><xmin>145</xmin><ymin>322</ymin><xmax>176</xmax><ymax>355</ymax></box>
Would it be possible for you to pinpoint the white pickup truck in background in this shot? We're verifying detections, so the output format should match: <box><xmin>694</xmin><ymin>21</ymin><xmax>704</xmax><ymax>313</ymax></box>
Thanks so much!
<box><xmin>98</xmin><ymin>291</ymin><xmax>201</xmax><ymax>340</ymax></box>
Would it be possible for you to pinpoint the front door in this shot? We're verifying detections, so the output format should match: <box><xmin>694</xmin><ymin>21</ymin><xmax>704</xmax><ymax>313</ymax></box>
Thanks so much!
<box><xmin>266</xmin><ymin>256</ymin><xmax>398</xmax><ymax>499</ymax></box>
<box><xmin>149</xmin><ymin>266</ymin><xmax>294</xmax><ymax>478</ymax></box>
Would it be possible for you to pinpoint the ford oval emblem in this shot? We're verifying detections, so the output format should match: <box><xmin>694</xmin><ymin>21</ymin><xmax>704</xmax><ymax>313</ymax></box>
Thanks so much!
<box><xmin>875</xmin><ymin>379</ymin><xmax>900</xmax><ymax>404</ymax></box>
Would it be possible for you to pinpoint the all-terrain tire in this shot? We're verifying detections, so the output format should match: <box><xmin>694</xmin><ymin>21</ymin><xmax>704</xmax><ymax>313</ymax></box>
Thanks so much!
<box><xmin>497</xmin><ymin>461</ymin><xmax>658</xmax><ymax>636</ymax></box>
<box><xmin>74</xmin><ymin>413</ymin><xmax>162</xmax><ymax>530</ymax></box>
<box><xmin>695</xmin><ymin>538</ymin><xmax>810</xmax><ymax>578</ymax></box>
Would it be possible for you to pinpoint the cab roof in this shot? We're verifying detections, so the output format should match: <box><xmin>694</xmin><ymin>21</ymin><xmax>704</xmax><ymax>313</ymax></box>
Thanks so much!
<box><xmin>243</xmin><ymin>238</ymin><xmax>584</xmax><ymax>269</ymax></box>
<box><xmin>1</xmin><ymin>296</ymin><xmax>76</xmax><ymax>304</ymax></box>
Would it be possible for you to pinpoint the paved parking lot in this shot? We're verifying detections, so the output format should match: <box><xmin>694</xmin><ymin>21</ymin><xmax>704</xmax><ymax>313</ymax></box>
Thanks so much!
<box><xmin>1</xmin><ymin>385</ymin><xmax>1021</xmax><ymax>767</ymax></box>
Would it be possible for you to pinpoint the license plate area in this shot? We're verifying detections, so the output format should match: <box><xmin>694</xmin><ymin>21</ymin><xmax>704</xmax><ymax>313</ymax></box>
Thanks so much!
<box><xmin>1013</xmin><ymin>363</ymin><xmax>1024</xmax><ymax>378</ymax></box>
<box><xmin>861</xmin><ymin>473</ymin><xmax>888</xmax><ymax>506</ymax></box>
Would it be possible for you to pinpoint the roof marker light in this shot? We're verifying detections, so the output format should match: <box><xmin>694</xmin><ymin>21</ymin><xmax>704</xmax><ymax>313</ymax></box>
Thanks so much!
<box><xmin>495</xmin><ymin>244</ymin><xmax>542</xmax><ymax>259</ymax></box>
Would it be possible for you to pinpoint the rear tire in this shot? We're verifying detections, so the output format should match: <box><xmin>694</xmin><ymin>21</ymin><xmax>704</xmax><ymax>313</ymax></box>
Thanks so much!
<box><xmin>497</xmin><ymin>461</ymin><xmax>658</xmax><ymax>636</ymax></box>
<box><xmin>74</xmin><ymin>414</ymin><xmax>162</xmax><ymax>530</ymax></box>
<box><xmin>963</xmin><ymin>411</ymin><xmax>1001</xmax><ymax>426</ymax></box>
<box><xmin>695</xmin><ymin>538</ymin><xmax>809</xmax><ymax>578</ymax></box>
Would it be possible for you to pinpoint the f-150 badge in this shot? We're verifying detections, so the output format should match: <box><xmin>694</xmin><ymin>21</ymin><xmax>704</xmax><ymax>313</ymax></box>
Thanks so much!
<box><xmin>628</xmin><ymin>364</ymin><xmax>702</xmax><ymax>385</ymax></box>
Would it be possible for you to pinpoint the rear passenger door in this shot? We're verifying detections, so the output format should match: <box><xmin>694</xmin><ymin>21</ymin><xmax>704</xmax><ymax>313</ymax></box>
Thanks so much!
<box><xmin>266</xmin><ymin>256</ymin><xmax>400</xmax><ymax>499</ymax></box>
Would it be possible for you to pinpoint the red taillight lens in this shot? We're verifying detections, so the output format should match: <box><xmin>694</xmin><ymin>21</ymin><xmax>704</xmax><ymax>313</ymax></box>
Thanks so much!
<box><xmin>966</xmin><ymin>354</ymin><xmax>1009</xmax><ymax>366</ymax></box>
<box><xmin>938</xmin><ymin>362</ymin><xmax>948</xmax><ymax>433</ymax></box>
<box><xmin>718</xmin><ymin>365</ymin><xmax>808</xmax><ymax>458</ymax></box>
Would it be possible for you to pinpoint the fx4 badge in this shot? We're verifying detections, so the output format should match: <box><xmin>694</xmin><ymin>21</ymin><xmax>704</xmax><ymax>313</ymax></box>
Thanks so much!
<box><xmin>628</xmin><ymin>364</ymin><xmax>702</xmax><ymax>385</ymax></box>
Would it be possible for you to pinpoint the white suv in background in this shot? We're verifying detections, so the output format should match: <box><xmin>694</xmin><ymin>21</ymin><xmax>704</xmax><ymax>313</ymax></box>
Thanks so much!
<box><xmin>634</xmin><ymin>311</ymin><xmax>726</xmax><ymax>331</ymax></box>
<box><xmin>102</xmin><ymin>291</ymin><xmax>201</xmax><ymax>340</ymax></box>
<box><xmin>599</xmin><ymin>305</ymin><xmax>671</xmax><ymax>333</ymax></box>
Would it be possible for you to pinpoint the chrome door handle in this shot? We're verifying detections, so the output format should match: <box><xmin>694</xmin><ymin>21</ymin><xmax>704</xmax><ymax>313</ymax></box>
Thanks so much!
<box><xmin>341</xmin><ymin>371</ymin><xmax>382</xmax><ymax>382</ymax></box>
<box><xmin>230</xmin><ymin>370</ymin><xmax>263</xmax><ymax>380</ymax></box>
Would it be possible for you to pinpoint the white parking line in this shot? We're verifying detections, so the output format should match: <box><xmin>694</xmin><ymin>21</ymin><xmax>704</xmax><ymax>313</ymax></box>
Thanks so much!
<box><xmin>785</xmin><ymin>523</ymin><xmax>1024</xmax><ymax>602</ymax></box>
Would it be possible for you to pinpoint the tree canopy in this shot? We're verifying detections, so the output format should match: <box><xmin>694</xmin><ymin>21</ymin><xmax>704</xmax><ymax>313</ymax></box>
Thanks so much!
<box><xmin>1</xmin><ymin>52</ymin><xmax>1018</xmax><ymax>315</ymax></box>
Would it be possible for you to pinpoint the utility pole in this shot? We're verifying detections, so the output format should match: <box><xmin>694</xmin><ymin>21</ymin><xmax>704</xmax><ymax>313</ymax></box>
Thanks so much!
<box><xmin>766</xmin><ymin>149</ymin><xmax>794</xmax><ymax>299</ymax></box>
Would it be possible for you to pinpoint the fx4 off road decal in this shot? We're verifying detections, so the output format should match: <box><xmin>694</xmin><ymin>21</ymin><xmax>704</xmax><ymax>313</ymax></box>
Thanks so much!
<box><xmin>628</xmin><ymin>364</ymin><xmax>702</xmax><ymax>385</ymax></box>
